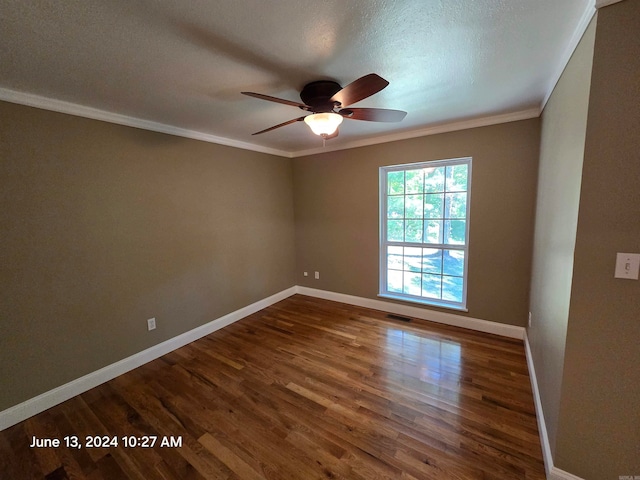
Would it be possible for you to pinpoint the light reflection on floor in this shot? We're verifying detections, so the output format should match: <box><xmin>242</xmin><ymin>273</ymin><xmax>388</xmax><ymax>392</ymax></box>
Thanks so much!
<box><xmin>383</xmin><ymin>328</ymin><xmax>462</xmax><ymax>404</ymax></box>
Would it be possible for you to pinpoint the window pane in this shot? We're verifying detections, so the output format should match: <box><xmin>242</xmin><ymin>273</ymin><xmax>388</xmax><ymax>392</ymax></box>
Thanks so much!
<box><xmin>403</xmin><ymin>272</ymin><xmax>421</xmax><ymax>296</ymax></box>
<box><xmin>444</xmin><ymin>220</ymin><xmax>466</xmax><ymax>245</ymax></box>
<box><xmin>445</xmin><ymin>193</ymin><xmax>466</xmax><ymax>219</ymax></box>
<box><xmin>381</xmin><ymin>158</ymin><xmax>469</xmax><ymax>309</ymax></box>
<box><xmin>405</xmin><ymin>195</ymin><xmax>424</xmax><ymax>218</ymax></box>
<box><xmin>403</xmin><ymin>247</ymin><xmax>422</xmax><ymax>272</ymax></box>
<box><xmin>422</xmin><ymin>248</ymin><xmax>443</xmax><ymax>274</ymax></box>
<box><xmin>445</xmin><ymin>164</ymin><xmax>468</xmax><ymax>192</ymax></box>
<box><xmin>405</xmin><ymin>220</ymin><xmax>423</xmax><ymax>243</ymax></box>
<box><xmin>388</xmin><ymin>270</ymin><xmax>403</xmax><ymax>293</ymax></box>
<box><xmin>387</xmin><ymin>196</ymin><xmax>404</xmax><ymax>218</ymax></box>
<box><xmin>387</xmin><ymin>220</ymin><xmax>404</xmax><ymax>242</ymax></box>
<box><xmin>443</xmin><ymin>250</ymin><xmax>464</xmax><ymax>276</ymax></box>
<box><xmin>424</xmin><ymin>167</ymin><xmax>445</xmax><ymax>193</ymax></box>
<box><xmin>424</xmin><ymin>220</ymin><xmax>442</xmax><ymax>244</ymax></box>
<box><xmin>387</xmin><ymin>245</ymin><xmax>403</xmax><ymax>270</ymax></box>
<box><xmin>422</xmin><ymin>274</ymin><xmax>441</xmax><ymax>299</ymax></box>
<box><xmin>442</xmin><ymin>276</ymin><xmax>463</xmax><ymax>302</ymax></box>
<box><xmin>405</xmin><ymin>169</ymin><xmax>424</xmax><ymax>193</ymax></box>
<box><xmin>388</xmin><ymin>171</ymin><xmax>405</xmax><ymax>195</ymax></box>
<box><xmin>424</xmin><ymin>194</ymin><xmax>443</xmax><ymax>219</ymax></box>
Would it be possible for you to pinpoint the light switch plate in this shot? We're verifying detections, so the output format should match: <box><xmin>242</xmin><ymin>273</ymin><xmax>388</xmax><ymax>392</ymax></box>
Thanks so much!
<box><xmin>614</xmin><ymin>253</ymin><xmax>640</xmax><ymax>280</ymax></box>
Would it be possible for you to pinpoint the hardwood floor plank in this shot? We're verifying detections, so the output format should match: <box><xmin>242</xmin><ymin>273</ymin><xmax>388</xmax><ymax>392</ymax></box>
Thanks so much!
<box><xmin>198</xmin><ymin>433</ymin><xmax>266</xmax><ymax>480</ymax></box>
<box><xmin>24</xmin><ymin>414</ymin><xmax>64</xmax><ymax>476</ymax></box>
<box><xmin>0</xmin><ymin>294</ymin><xmax>545</xmax><ymax>479</ymax></box>
<box><xmin>6</xmin><ymin>423</ymin><xmax>49</xmax><ymax>479</ymax></box>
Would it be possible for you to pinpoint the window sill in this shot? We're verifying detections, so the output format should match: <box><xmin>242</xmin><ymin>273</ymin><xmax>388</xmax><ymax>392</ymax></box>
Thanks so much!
<box><xmin>377</xmin><ymin>293</ymin><xmax>468</xmax><ymax>312</ymax></box>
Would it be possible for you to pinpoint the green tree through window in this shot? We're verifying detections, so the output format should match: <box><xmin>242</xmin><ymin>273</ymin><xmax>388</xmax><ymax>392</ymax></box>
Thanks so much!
<box><xmin>380</xmin><ymin>158</ymin><xmax>471</xmax><ymax>309</ymax></box>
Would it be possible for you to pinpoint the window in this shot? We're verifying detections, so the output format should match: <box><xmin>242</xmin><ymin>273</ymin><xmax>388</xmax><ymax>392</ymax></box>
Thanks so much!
<box><xmin>379</xmin><ymin>158</ymin><xmax>471</xmax><ymax>310</ymax></box>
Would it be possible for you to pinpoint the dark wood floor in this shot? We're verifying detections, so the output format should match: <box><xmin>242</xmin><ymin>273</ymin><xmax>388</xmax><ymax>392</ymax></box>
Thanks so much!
<box><xmin>0</xmin><ymin>295</ymin><xmax>546</xmax><ymax>479</ymax></box>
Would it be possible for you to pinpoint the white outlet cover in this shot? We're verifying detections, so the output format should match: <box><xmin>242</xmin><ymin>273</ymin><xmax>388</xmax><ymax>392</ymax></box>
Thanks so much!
<box><xmin>614</xmin><ymin>253</ymin><xmax>640</xmax><ymax>280</ymax></box>
<box><xmin>147</xmin><ymin>317</ymin><xmax>156</xmax><ymax>330</ymax></box>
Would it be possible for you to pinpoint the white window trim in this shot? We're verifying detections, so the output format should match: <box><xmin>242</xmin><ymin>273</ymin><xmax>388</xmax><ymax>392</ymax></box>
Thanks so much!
<box><xmin>379</xmin><ymin>157</ymin><xmax>472</xmax><ymax>311</ymax></box>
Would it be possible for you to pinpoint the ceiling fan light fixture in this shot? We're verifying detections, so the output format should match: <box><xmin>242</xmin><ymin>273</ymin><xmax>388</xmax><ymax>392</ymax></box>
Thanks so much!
<box><xmin>243</xmin><ymin>74</ymin><xmax>406</xmax><ymax>138</ymax></box>
<box><xmin>304</xmin><ymin>112</ymin><xmax>343</xmax><ymax>136</ymax></box>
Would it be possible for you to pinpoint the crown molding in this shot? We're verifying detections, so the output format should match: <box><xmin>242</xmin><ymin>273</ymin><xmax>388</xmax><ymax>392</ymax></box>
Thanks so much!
<box><xmin>0</xmin><ymin>87</ymin><xmax>292</xmax><ymax>158</ymax></box>
<box><xmin>0</xmin><ymin>2</ymin><xmax>603</xmax><ymax>159</ymax></box>
<box><xmin>290</xmin><ymin>108</ymin><xmax>541</xmax><ymax>158</ymax></box>
<box><xmin>595</xmin><ymin>0</ymin><xmax>625</xmax><ymax>8</ymax></box>
<box><xmin>540</xmin><ymin>1</ymin><xmax>596</xmax><ymax>110</ymax></box>
<box><xmin>1</xmin><ymin>86</ymin><xmax>541</xmax><ymax>159</ymax></box>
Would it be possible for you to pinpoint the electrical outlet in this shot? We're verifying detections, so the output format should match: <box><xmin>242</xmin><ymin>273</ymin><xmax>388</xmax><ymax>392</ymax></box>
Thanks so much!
<box><xmin>303</xmin><ymin>271</ymin><xmax>308</xmax><ymax>277</ymax></box>
<box><xmin>614</xmin><ymin>253</ymin><xmax>640</xmax><ymax>280</ymax></box>
<box><xmin>147</xmin><ymin>318</ymin><xmax>156</xmax><ymax>331</ymax></box>
<box><xmin>528</xmin><ymin>312</ymin><xmax>532</xmax><ymax>328</ymax></box>
<box><xmin>314</xmin><ymin>271</ymin><xmax>320</xmax><ymax>279</ymax></box>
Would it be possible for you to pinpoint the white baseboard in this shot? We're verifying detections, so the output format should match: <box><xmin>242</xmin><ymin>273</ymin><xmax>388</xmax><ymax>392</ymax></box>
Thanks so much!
<box><xmin>524</xmin><ymin>331</ymin><xmax>585</xmax><ymax>480</ymax></box>
<box><xmin>0</xmin><ymin>285</ymin><xmax>586</xmax><ymax>479</ymax></box>
<box><xmin>296</xmin><ymin>286</ymin><xmax>525</xmax><ymax>339</ymax></box>
<box><xmin>550</xmin><ymin>464</ymin><xmax>586</xmax><ymax>478</ymax></box>
<box><xmin>0</xmin><ymin>285</ymin><xmax>544</xmax><ymax>437</ymax></box>
<box><xmin>0</xmin><ymin>286</ymin><xmax>297</xmax><ymax>431</ymax></box>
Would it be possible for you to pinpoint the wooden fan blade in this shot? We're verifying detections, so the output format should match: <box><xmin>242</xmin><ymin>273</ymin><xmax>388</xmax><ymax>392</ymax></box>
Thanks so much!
<box><xmin>252</xmin><ymin>116</ymin><xmax>306</xmax><ymax>135</ymax></box>
<box><xmin>242</xmin><ymin>92</ymin><xmax>310</xmax><ymax>110</ymax></box>
<box><xmin>329</xmin><ymin>73</ymin><xmax>389</xmax><ymax>107</ymax></box>
<box><xmin>340</xmin><ymin>107</ymin><xmax>407</xmax><ymax>122</ymax></box>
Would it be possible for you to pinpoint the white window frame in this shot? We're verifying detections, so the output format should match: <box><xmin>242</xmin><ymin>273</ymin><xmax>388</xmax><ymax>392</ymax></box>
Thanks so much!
<box><xmin>379</xmin><ymin>157</ymin><xmax>472</xmax><ymax>311</ymax></box>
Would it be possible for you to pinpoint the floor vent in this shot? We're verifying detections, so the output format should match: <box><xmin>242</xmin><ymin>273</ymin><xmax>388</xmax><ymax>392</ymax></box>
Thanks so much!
<box><xmin>387</xmin><ymin>314</ymin><xmax>411</xmax><ymax>322</ymax></box>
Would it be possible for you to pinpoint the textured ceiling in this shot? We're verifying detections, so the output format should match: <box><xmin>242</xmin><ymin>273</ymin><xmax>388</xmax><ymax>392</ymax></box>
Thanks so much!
<box><xmin>0</xmin><ymin>0</ymin><xmax>593</xmax><ymax>156</ymax></box>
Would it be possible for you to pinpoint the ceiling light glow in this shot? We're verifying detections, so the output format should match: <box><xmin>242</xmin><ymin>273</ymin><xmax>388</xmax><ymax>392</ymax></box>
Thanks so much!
<box><xmin>304</xmin><ymin>113</ymin><xmax>343</xmax><ymax>136</ymax></box>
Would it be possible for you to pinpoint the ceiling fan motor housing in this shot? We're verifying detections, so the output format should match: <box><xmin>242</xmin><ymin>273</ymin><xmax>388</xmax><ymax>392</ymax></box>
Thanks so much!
<box><xmin>300</xmin><ymin>80</ymin><xmax>342</xmax><ymax>112</ymax></box>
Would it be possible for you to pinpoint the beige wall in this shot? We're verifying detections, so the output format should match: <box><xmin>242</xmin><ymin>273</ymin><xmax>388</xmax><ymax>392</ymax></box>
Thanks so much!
<box><xmin>293</xmin><ymin>119</ymin><xmax>540</xmax><ymax>326</ymax></box>
<box><xmin>555</xmin><ymin>1</ymin><xmax>640</xmax><ymax>477</ymax></box>
<box><xmin>0</xmin><ymin>101</ymin><xmax>296</xmax><ymax>411</ymax></box>
<box><xmin>528</xmin><ymin>17</ymin><xmax>596</xmax><ymax>455</ymax></box>
<box><xmin>4</xmin><ymin>5</ymin><xmax>638</xmax><ymax>473</ymax></box>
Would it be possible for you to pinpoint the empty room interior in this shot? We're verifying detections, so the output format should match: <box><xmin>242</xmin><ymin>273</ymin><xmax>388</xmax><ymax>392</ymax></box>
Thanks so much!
<box><xmin>1</xmin><ymin>1</ymin><xmax>638</xmax><ymax>479</ymax></box>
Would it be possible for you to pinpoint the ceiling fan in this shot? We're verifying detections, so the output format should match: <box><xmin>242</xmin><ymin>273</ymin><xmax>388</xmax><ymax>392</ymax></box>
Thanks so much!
<box><xmin>242</xmin><ymin>73</ymin><xmax>407</xmax><ymax>139</ymax></box>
